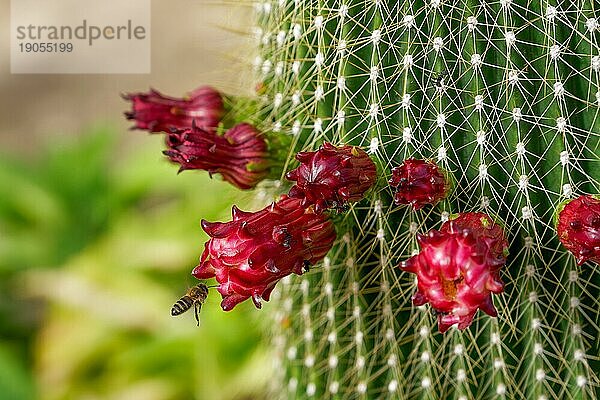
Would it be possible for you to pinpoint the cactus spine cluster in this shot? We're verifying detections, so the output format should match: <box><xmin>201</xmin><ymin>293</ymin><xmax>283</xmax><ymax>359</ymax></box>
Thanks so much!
<box><xmin>246</xmin><ymin>0</ymin><xmax>600</xmax><ymax>398</ymax></box>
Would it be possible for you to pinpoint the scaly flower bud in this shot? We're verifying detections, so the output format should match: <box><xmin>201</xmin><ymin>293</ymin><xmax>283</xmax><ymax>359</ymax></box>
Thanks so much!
<box><xmin>123</xmin><ymin>86</ymin><xmax>224</xmax><ymax>132</ymax></box>
<box><xmin>192</xmin><ymin>196</ymin><xmax>336</xmax><ymax>311</ymax></box>
<box><xmin>286</xmin><ymin>142</ymin><xmax>377</xmax><ymax>212</ymax></box>
<box><xmin>389</xmin><ymin>158</ymin><xmax>450</xmax><ymax>210</ymax></box>
<box><xmin>556</xmin><ymin>194</ymin><xmax>600</xmax><ymax>265</ymax></box>
<box><xmin>400</xmin><ymin>212</ymin><xmax>508</xmax><ymax>333</ymax></box>
<box><xmin>163</xmin><ymin>122</ymin><xmax>269</xmax><ymax>190</ymax></box>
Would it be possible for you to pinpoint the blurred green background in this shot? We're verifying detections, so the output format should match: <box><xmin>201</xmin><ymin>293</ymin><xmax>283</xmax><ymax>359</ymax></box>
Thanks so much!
<box><xmin>0</xmin><ymin>1</ymin><xmax>270</xmax><ymax>399</ymax></box>
<box><xmin>0</xmin><ymin>128</ymin><xmax>270</xmax><ymax>400</ymax></box>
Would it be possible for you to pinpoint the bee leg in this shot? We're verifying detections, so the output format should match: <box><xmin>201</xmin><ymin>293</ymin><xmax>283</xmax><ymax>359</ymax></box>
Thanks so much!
<box><xmin>194</xmin><ymin>303</ymin><xmax>200</xmax><ymax>326</ymax></box>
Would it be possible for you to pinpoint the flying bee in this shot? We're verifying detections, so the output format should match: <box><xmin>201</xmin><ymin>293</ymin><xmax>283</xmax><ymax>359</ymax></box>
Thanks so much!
<box><xmin>171</xmin><ymin>283</ymin><xmax>209</xmax><ymax>326</ymax></box>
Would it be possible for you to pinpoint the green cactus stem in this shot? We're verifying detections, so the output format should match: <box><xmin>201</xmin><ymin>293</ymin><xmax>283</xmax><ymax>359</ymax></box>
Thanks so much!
<box><xmin>244</xmin><ymin>0</ymin><xmax>600</xmax><ymax>398</ymax></box>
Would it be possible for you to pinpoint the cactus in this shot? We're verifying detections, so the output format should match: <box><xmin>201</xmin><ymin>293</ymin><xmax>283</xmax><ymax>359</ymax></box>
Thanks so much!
<box><xmin>125</xmin><ymin>0</ymin><xmax>600</xmax><ymax>397</ymax></box>
<box><xmin>244</xmin><ymin>0</ymin><xmax>600</xmax><ymax>398</ymax></box>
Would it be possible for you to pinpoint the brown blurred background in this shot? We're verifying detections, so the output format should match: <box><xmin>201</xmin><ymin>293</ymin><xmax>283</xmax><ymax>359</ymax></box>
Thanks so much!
<box><xmin>0</xmin><ymin>0</ymin><xmax>253</xmax><ymax>152</ymax></box>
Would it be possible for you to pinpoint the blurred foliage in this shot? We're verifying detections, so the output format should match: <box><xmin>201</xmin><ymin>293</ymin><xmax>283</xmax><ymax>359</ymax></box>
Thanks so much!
<box><xmin>0</xmin><ymin>126</ymin><xmax>271</xmax><ymax>400</ymax></box>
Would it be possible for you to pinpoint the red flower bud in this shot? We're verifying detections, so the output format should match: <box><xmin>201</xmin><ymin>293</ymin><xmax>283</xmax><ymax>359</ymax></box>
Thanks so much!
<box><xmin>389</xmin><ymin>158</ymin><xmax>450</xmax><ymax>210</ymax></box>
<box><xmin>163</xmin><ymin>122</ymin><xmax>269</xmax><ymax>190</ymax></box>
<box><xmin>400</xmin><ymin>212</ymin><xmax>508</xmax><ymax>333</ymax></box>
<box><xmin>192</xmin><ymin>196</ymin><xmax>336</xmax><ymax>311</ymax></box>
<box><xmin>556</xmin><ymin>194</ymin><xmax>600</xmax><ymax>265</ymax></box>
<box><xmin>286</xmin><ymin>142</ymin><xmax>377</xmax><ymax>212</ymax></box>
<box><xmin>123</xmin><ymin>86</ymin><xmax>224</xmax><ymax>133</ymax></box>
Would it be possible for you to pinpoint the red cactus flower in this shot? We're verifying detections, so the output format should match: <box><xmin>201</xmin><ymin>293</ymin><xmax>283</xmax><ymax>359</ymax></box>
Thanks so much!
<box><xmin>389</xmin><ymin>158</ymin><xmax>450</xmax><ymax>210</ymax></box>
<box><xmin>164</xmin><ymin>122</ymin><xmax>269</xmax><ymax>190</ymax></box>
<box><xmin>400</xmin><ymin>212</ymin><xmax>508</xmax><ymax>333</ymax></box>
<box><xmin>192</xmin><ymin>196</ymin><xmax>336</xmax><ymax>311</ymax></box>
<box><xmin>286</xmin><ymin>142</ymin><xmax>377</xmax><ymax>213</ymax></box>
<box><xmin>556</xmin><ymin>194</ymin><xmax>600</xmax><ymax>265</ymax></box>
<box><xmin>123</xmin><ymin>86</ymin><xmax>224</xmax><ymax>133</ymax></box>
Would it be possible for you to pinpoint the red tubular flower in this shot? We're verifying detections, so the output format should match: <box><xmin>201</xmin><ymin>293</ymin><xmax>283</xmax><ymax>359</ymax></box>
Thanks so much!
<box><xmin>286</xmin><ymin>142</ymin><xmax>377</xmax><ymax>212</ymax></box>
<box><xmin>400</xmin><ymin>212</ymin><xmax>508</xmax><ymax>333</ymax></box>
<box><xmin>163</xmin><ymin>122</ymin><xmax>269</xmax><ymax>190</ymax></box>
<box><xmin>556</xmin><ymin>194</ymin><xmax>600</xmax><ymax>265</ymax></box>
<box><xmin>389</xmin><ymin>158</ymin><xmax>450</xmax><ymax>210</ymax></box>
<box><xmin>192</xmin><ymin>196</ymin><xmax>336</xmax><ymax>311</ymax></box>
<box><xmin>123</xmin><ymin>86</ymin><xmax>224</xmax><ymax>133</ymax></box>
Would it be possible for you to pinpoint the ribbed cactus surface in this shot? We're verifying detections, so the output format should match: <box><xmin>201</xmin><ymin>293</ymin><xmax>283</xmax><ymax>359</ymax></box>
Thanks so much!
<box><xmin>247</xmin><ymin>0</ymin><xmax>600</xmax><ymax>398</ymax></box>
